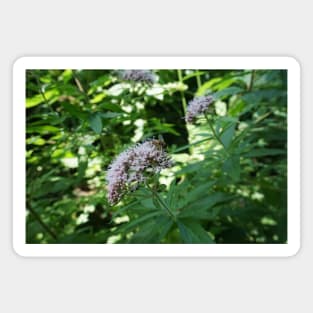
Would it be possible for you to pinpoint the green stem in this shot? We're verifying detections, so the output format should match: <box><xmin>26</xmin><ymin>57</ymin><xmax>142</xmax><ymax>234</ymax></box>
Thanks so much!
<box><xmin>145</xmin><ymin>183</ymin><xmax>175</xmax><ymax>219</ymax></box>
<box><xmin>248</xmin><ymin>70</ymin><xmax>256</xmax><ymax>91</ymax></box>
<box><xmin>204</xmin><ymin>114</ymin><xmax>226</xmax><ymax>150</ymax></box>
<box><xmin>177</xmin><ymin>70</ymin><xmax>187</xmax><ymax>115</ymax></box>
<box><xmin>196</xmin><ymin>70</ymin><xmax>202</xmax><ymax>89</ymax></box>
<box><xmin>73</xmin><ymin>70</ymin><xmax>90</xmax><ymax>105</ymax></box>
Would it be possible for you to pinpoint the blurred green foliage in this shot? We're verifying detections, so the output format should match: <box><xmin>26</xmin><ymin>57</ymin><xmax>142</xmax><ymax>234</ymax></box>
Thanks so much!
<box><xmin>26</xmin><ymin>68</ymin><xmax>287</xmax><ymax>244</ymax></box>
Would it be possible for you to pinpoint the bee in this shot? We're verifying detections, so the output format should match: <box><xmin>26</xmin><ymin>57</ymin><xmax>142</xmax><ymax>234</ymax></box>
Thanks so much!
<box><xmin>150</xmin><ymin>135</ymin><xmax>166</xmax><ymax>150</ymax></box>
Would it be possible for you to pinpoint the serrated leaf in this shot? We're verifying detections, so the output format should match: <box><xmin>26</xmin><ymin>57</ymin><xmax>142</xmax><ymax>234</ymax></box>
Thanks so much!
<box><xmin>177</xmin><ymin>220</ymin><xmax>214</xmax><ymax>243</ymax></box>
<box><xmin>130</xmin><ymin>215</ymin><xmax>173</xmax><ymax>243</ymax></box>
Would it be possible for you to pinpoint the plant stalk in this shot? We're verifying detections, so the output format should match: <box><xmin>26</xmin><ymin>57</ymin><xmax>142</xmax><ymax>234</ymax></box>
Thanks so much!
<box><xmin>177</xmin><ymin>69</ymin><xmax>187</xmax><ymax>115</ymax></box>
<box><xmin>145</xmin><ymin>184</ymin><xmax>175</xmax><ymax>219</ymax></box>
<box><xmin>248</xmin><ymin>70</ymin><xmax>256</xmax><ymax>91</ymax></box>
<box><xmin>196</xmin><ymin>70</ymin><xmax>202</xmax><ymax>89</ymax></box>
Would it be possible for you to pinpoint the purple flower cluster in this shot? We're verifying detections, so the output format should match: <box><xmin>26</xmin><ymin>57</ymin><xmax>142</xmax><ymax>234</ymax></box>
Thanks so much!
<box><xmin>185</xmin><ymin>95</ymin><xmax>214</xmax><ymax>124</ymax></box>
<box><xmin>120</xmin><ymin>70</ymin><xmax>156</xmax><ymax>84</ymax></box>
<box><xmin>106</xmin><ymin>140</ymin><xmax>173</xmax><ymax>204</ymax></box>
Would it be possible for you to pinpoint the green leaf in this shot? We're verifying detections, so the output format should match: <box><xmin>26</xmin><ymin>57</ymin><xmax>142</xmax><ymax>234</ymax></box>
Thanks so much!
<box><xmin>88</xmin><ymin>75</ymin><xmax>112</xmax><ymax>95</ymax></box>
<box><xmin>213</xmin><ymin>87</ymin><xmax>243</xmax><ymax>100</ymax></box>
<box><xmin>61</xmin><ymin>102</ymin><xmax>88</xmax><ymax>120</ymax></box>
<box><xmin>166</xmin><ymin>180</ymin><xmax>177</xmax><ymax>209</ymax></box>
<box><xmin>182</xmin><ymin>71</ymin><xmax>206</xmax><ymax>81</ymax></box>
<box><xmin>100</xmin><ymin>102</ymin><xmax>124</xmax><ymax>113</ymax></box>
<box><xmin>111</xmin><ymin>201</ymin><xmax>141</xmax><ymax>219</ymax></box>
<box><xmin>165</xmin><ymin>180</ymin><xmax>190</xmax><ymax>211</ymax></box>
<box><xmin>171</xmin><ymin>137</ymin><xmax>213</xmax><ymax>153</ymax></box>
<box><xmin>101</xmin><ymin>112</ymin><xmax>123</xmax><ymax>119</ymax></box>
<box><xmin>152</xmin><ymin>197</ymin><xmax>164</xmax><ymax>211</ymax></box>
<box><xmin>90</xmin><ymin>93</ymin><xmax>106</xmax><ymax>104</ymax></box>
<box><xmin>130</xmin><ymin>215</ymin><xmax>173</xmax><ymax>243</ymax></box>
<box><xmin>177</xmin><ymin>220</ymin><xmax>214</xmax><ymax>243</ymax></box>
<box><xmin>26</xmin><ymin>125</ymin><xmax>60</xmax><ymax>134</ymax></box>
<box><xmin>128</xmin><ymin>220</ymin><xmax>159</xmax><ymax>243</ymax></box>
<box><xmin>156</xmin><ymin>216</ymin><xmax>174</xmax><ymax>241</ymax></box>
<box><xmin>78</xmin><ymin>158</ymin><xmax>88</xmax><ymax>179</ymax></box>
<box><xmin>26</xmin><ymin>136</ymin><xmax>46</xmax><ymax>146</ymax></box>
<box><xmin>26</xmin><ymin>94</ymin><xmax>45</xmax><ymax>108</ymax></box>
<box><xmin>242</xmin><ymin>90</ymin><xmax>286</xmax><ymax>104</ymax></box>
<box><xmin>115</xmin><ymin>211</ymin><xmax>162</xmax><ymax>234</ymax></box>
<box><xmin>186</xmin><ymin>181</ymin><xmax>216</xmax><ymax>204</ymax></box>
<box><xmin>60</xmin><ymin>69</ymin><xmax>73</xmax><ymax>83</ymax></box>
<box><xmin>26</xmin><ymin>89</ymin><xmax>59</xmax><ymax>108</ymax></box>
<box><xmin>220</xmin><ymin>122</ymin><xmax>236</xmax><ymax>149</ymax></box>
<box><xmin>180</xmin><ymin>192</ymin><xmax>236</xmax><ymax>219</ymax></box>
<box><xmin>243</xmin><ymin>148</ymin><xmax>286</xmax><ymax>158</ymax></box>
<box><xmin>33</xmin><ymin>178</ymin><xmax>74</xmax><ymax>197</ymax></box>
<box><xmin>177</xmin><ymin>221</ymin><xmax>193</xmax><ymax>243</ymax></box>
<box><xmin>223</xmin><ymin>155</ymin><xmax>240</xmax><ymax>181</ymax></box>
<box><xmin>140</xmin><ymin>198</ymin><xmax>157</xmax><ymax>210</ymax></box>
<box><xmin>228</xmin><ymin>98</ymin><xmax>246</xmax><ymax>116</ymax></box>
<box><xmin>175</xmin><ymin>160</ymin><xmax>206</xmax><ymax>175</ymax></box>
<box><xmin>89</xmin><ymin>113</ymin><xmax>103</xmax><ymax>134</ymax></box>
<box><xmin>196</xmin><ymin>77</ymin><xmax>222</xmax><ymax>96</ymax></box>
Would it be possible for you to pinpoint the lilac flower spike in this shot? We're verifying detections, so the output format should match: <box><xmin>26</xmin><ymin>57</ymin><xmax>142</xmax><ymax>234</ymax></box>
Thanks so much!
<box><xmin>106</xmin><ymin>139</ymin><xmax>172</xmax><ymax>205</ymax></box>
<box><xmin>185</xmin><ymin>95</ymin><xmax>214</xmax><ymax>124</ymax></box>
<box><xmin>120</xmin><ymin>70</ymin><xmax>156</xmax><ymax>84</ymax></box>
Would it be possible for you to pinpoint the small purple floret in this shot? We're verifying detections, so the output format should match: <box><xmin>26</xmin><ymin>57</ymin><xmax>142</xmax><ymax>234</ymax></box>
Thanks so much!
<box><xmin>120</xmin><ymin>70</ymin><xmax>156</xmax><ymax>84</ymax></box>
<box><xmin>185</xmin><ymin>95</ymin><xmax>214</xmax><ymax>124</ymax></box>
<box><xmin>106</xmin><ymin>140</ymin><xmax>172</xmax><ymax>204</ymax></box>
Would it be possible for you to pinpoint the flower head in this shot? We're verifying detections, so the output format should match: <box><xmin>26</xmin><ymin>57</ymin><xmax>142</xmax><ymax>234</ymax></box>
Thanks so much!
<box><xmin>185</xmin><ymin>95</ymin><xmax>214</xmax><ymax>124</ymax></box>
<box><xmin>120</xmin><ymin>70</ymin><xmax>156</xmax><ymax>84</ymax></box>
<box><xmin>106</xmin><ymin>139</ymin><xmax>172</xmax><ymax>204</ymax></box>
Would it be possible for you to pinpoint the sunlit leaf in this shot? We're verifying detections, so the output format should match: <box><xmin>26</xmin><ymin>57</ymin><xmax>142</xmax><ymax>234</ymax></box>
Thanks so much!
<box><xmin>26</xmin><ymin>89</ymin><xmax>59</xmax><ymax>108</ymax></box>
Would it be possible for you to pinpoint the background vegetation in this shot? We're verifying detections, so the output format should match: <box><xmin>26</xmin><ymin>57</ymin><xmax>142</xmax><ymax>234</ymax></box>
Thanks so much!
<box><xmin>26</xmin><ymin>68</ymin><xmax>287</xmax><ymax>244</ymax></box>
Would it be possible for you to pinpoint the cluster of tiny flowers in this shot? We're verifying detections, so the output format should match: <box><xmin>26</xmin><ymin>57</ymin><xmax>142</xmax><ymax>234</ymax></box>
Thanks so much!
<box><xmin>106</xmin><ymin>140</ymin><xmax>173</xmax><ymax>204</ymax></box>
<box><xmin>120</xmin><ymin>70</ymin><xmax>156</xmax><ymax>84</ymax></box>
<box><xmin>185</xmin><ymin>95</ymin><xmax>214</xmax><ymax>124</ymax></box>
